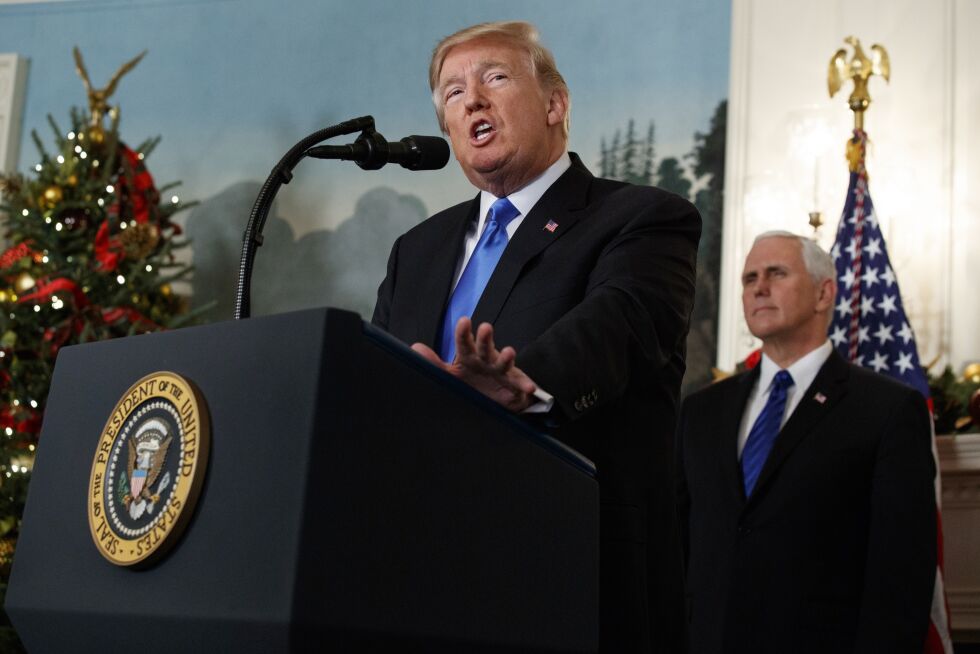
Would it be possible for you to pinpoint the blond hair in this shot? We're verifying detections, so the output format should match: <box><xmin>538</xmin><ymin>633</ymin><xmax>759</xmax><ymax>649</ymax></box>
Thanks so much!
<box><xmin>428</xmin><ymin>21</ymin><xmax>570</xmax><ymax>137</ymax></box>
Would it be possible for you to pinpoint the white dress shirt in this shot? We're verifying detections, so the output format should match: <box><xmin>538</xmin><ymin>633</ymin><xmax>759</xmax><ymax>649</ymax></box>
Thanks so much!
<box><xmin>737</xmin><ymin>340</ymin><xmax>833</xmax><ymax>457</ymax></box>
<box><xmin>448</xmin><ymin>152</ymin><xmax>571</xmax><ymax>412</ymax></box>
<box><xmin>449</xmin><ymin>152</ymin><xmax>571</xmax><ymax>290</ymax></box>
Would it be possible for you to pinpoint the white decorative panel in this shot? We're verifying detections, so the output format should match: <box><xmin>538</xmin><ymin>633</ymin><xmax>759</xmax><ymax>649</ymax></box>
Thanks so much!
<box><xmin>950</xmin><ymin>0</ymin><xmax>980</xmax><ymax>378</ymax></box>
<box><xmin>0</xmin><ymin>53</ymin><xmax>28</xmax><ymax>173</ymax></box>
<box><xmin>939</xmin><ymin>434</ymin><xmax>980</xmax><ymax>630</ymax></box>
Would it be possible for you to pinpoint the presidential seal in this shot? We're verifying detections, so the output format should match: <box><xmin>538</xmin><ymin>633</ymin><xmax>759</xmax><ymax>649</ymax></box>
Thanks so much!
<box><xmin>87</xmin><ymin>371</ymin><xmax>210</xmax><ymax>567</ymax></box>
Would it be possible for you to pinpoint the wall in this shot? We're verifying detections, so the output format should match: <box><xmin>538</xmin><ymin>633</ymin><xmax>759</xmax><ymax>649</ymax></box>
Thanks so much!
<box><xmin>721</xmin><ymin>0</ymin><xmax>978</xmax><ymax>376</ymax></box>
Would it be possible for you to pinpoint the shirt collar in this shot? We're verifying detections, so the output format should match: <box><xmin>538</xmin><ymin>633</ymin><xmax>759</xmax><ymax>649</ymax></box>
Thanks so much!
<box><xmin>477</xmin><ymin>152</ymin><xmax>571</xmax><ymax>229</ymax></box>
<box><xmin>758</xmin><ymin>340</ymin><xmax>833</xmax><ymax>394</ymax></box>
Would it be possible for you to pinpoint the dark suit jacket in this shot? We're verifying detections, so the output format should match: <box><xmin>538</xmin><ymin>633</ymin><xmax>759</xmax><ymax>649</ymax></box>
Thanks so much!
<box><xmin>676</xmin><ymin>350</ymin><xmax>937</xmax><ymax>654</ymax></box>
<box><xmin>373</xmin><ymin>154</ymin><xmax>701</xmax><ymax>653</ymax></box>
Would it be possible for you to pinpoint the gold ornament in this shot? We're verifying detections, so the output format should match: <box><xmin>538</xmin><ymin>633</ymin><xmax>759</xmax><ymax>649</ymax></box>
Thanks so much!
<box><xmin>14</xmin><ymin>272</ymin><xmax>35</xmax><ymax>293</ymax></box>
<box><xmin>119</xmin><ymin>222</ymin><xmax>160</xmax><ymax>259</ymax></box>
<box><xmin>40</xmin><ymin>185</ymin><xmax>64</xmax><ymax>209</ymax></box>
<box><xmin>711</xmin><ymin>367</ymin><xmax>733</xmax><ymax>382</ymax></box>
<box><xmin>0</xmin><ymin>536</ymin><xmax>15</xmax><ymax>574</ymax></box>
<box><xmin>963</xmin><ymin>362</ymin><xmax>980</xmax><ymax>384</ymax></box>
<box><xmin>160</xmin><ymin>284</ymin><xmax>172</xmax><ymax>297</ymax></box>
<box><xmin>11</xmin><ymin>454</ymin><xmax>33</xmax><ymax>473</ymax></box>
<box><xmin>86</xmin><ymin>125</ymin><xmax>105</xmax><ymax>146</ymax></box>
<box><xmin>66</xmin><ymin>174</ymin><xmax>79</xmax><ymax>187</ymax></box>
<box><xmin>0</xmin><ymin>290</ymin><xmax>10</xmax><ymax>303</ymax></box>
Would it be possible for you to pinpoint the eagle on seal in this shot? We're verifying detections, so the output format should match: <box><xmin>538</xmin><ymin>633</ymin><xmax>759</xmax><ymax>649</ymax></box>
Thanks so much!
<box><xmin>124</xmin><ymin>419</ymin><xmax>172</xmax><ymax>520</ymax></box>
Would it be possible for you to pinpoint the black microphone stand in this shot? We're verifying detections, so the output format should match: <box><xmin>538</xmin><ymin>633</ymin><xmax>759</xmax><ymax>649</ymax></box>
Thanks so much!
<box><xmin>234</xmin><ymin>115</ymin><xmax>376</xmax><ymax>320</ymax></box>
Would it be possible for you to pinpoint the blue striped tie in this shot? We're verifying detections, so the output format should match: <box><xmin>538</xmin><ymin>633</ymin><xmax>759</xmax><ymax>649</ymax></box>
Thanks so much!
<box><xmin>438</xmin><ymin>197</ymin><xmax>520</xmax><ymax>362</ymax></box>
<box><xmin>742</xmin><ymin>369</ymin><xmax>794</xmax><ymax>497</ymax></box>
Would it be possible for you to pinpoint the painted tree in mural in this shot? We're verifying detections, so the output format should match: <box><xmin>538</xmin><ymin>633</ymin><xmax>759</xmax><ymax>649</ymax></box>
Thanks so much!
<box><xmin>598</xmin><ymin>119</ymin><xmax>656</xmax><ymax>184</ymax></box>
<box><xmin>620</xmin><ymin>119</ymin><xmax>641</xmax><ymax>184</ymax></box>
<box><xmin>684</xmin><ymin>100</ymin><xmax>727</xmax><ymax>392</ymax></box>
<box><xmin>598</xmin><ymin>101</ymin><xmax>727</xmax><ymax>392</ymax></box>
<box><xmin>641</xmin><ymin>122</ymin><xmax>656</xmax><ymax>189</ymax></box>
<box><xmin>656</xmin><ymin>157</ymin><xmax>692</xmax><ymax>199</ymax></box>
<box><xmin>0</xmin><ymin>48</ymin><xmax>194</xmax><ymax>649</ymax></box>
<box><xmin>599</xmin><ymin>131</ymin><xmax>619</xmax><ymax>178</ymax></box>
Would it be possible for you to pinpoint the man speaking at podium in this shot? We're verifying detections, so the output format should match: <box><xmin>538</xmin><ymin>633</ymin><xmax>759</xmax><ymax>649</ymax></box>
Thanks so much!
<box><xmin>373</xmin><ymin>21</ymin><xmax>700</xmax><ymax>653</ymax></box>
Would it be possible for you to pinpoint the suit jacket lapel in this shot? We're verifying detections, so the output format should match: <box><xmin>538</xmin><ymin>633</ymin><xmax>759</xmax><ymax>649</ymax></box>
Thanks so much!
<box><xmin>417</xmin><ymin>198</ymin><xmax>478</xmax><ymax>346</ymax></box>
<box><xmin>729</xmin><ymin>368</ymin><xmax>759</xmax><ymax>504</ymax></box>
<box><xmin>471</xmin><ymin>156</ymin><xmax>593</xmax><ymax>326</ymax></box>
<box><xmin>747</xmin><ymin>350</ymin><xmax>850</xmax><ymax>503</ymax></box>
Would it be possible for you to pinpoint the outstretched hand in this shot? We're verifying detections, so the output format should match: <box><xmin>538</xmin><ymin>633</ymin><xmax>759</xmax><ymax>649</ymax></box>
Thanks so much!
<box><xmin>412</xmin><ymin>317</ymin><xmax>537</xmax><ymax>413</ymax></box>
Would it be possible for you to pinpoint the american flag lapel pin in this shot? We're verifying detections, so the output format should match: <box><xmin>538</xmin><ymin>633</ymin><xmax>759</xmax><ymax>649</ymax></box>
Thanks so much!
<box><xmin>544</xmin><ymin>219</ymin><xmax>558</xmax><ymax>233</ymax></box>
<box><xmin>813</xmin><ymin>392</ymin><xmax>827</xmax><ymax>404</ymax></box>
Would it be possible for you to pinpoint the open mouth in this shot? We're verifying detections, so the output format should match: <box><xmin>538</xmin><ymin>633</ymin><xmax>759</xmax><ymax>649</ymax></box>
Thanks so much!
<box><xmin>471</xmin><ymin>120</ymin><xmax>494</xmax><ymax>142</ymax></box>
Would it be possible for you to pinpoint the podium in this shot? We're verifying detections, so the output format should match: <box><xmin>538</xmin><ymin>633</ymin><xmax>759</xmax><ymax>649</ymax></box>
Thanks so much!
<box><xmin>5</xmin><ymin>308</ymin><xmax>598</xmax><ymax>653</ymax></box>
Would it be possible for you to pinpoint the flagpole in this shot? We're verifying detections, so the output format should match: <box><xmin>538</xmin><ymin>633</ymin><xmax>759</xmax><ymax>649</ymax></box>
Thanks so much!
<box><xmin>827</xmin><ymin>36</ymin><xmax>954</xmax><ymax>654</ymax></box>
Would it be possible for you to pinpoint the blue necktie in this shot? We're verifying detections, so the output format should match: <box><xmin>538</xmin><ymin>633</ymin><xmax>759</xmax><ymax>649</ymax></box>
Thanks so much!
<box><xmin>438</xmin><ymin>197</ymin><xmax>521</xmax><ymax>362</ymax></box>
<box><xmin>742</xmin><ymin>369</ymin><xmax>794</xmax><ymax>497</ymax></box>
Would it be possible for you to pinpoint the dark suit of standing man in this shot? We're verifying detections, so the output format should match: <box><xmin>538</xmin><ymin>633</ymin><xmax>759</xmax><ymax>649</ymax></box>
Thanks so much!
<box><xmin>372</xmin><ymin>21</ymin><xmax>700</xmax><ymax>654</ymax></box>
<box><xmin>676</xmin><ymin>232</ymin><xmax>936</xmax><ymax>654</ymax></box>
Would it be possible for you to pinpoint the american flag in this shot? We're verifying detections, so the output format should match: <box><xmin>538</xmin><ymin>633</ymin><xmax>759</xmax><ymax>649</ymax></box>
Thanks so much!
<box><xmin>828</xmin><ymin>131</ymin><xmax>928</xmax><ymax>396</ymax></box>
<box><xmin>828</xmin><ymin>128</ymin><xmax>952</xmax><ymax>654</ymax></box>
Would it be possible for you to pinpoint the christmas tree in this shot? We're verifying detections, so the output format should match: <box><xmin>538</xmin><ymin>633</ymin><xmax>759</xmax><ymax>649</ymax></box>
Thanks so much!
<box><xmin>0</xmin><ymin>48</ymin><xmax>195</xmax><ymax>649</ymax></box>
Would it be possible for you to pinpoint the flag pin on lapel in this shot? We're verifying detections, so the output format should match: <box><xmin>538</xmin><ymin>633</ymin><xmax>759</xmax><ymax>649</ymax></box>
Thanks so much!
<box><xmin>813</xmin><ymin>392</ymin><xmax>827</xmax><ymax>404</ymax></box>
<box><xmin>544</xmin><ymin>219</ymin><xmax>558</xmax><ymax>233</ymax></box>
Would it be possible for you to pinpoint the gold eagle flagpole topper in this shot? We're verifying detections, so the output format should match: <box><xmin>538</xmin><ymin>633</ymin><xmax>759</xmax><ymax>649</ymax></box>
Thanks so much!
<box><xmin>72</xmin><ymin>46</ymin><xmax>147</xmax><ymax>144</ymax></box>
<box><xmin>828</xmin><ymin>36</ymin><xmax>890</xmax><ymax>133</ymax></box>
<box><xmin>828</xmin><ymin>36</ymin><xmax>889</xmax><ymax>176</ymax></box>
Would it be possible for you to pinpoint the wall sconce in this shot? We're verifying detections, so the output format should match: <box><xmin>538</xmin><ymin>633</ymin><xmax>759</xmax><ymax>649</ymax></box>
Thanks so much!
<box><xmin>786</xmin><ymin>109</ymin><xmax>836</xmax><ymax>236</ymax></box>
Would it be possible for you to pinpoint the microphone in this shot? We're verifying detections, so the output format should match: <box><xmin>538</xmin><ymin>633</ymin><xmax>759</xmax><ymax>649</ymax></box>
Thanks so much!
<box><xmin>306</xmin><ymin>131</ymin><xmax>450</xmax><ymax>171</ymax></box>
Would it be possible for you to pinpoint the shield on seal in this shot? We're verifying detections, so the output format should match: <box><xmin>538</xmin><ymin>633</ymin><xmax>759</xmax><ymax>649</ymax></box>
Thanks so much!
<box><xmin>130</xmin><ymin>468</ymin><xmax>147</xmax><ymax>498</ymax></box>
